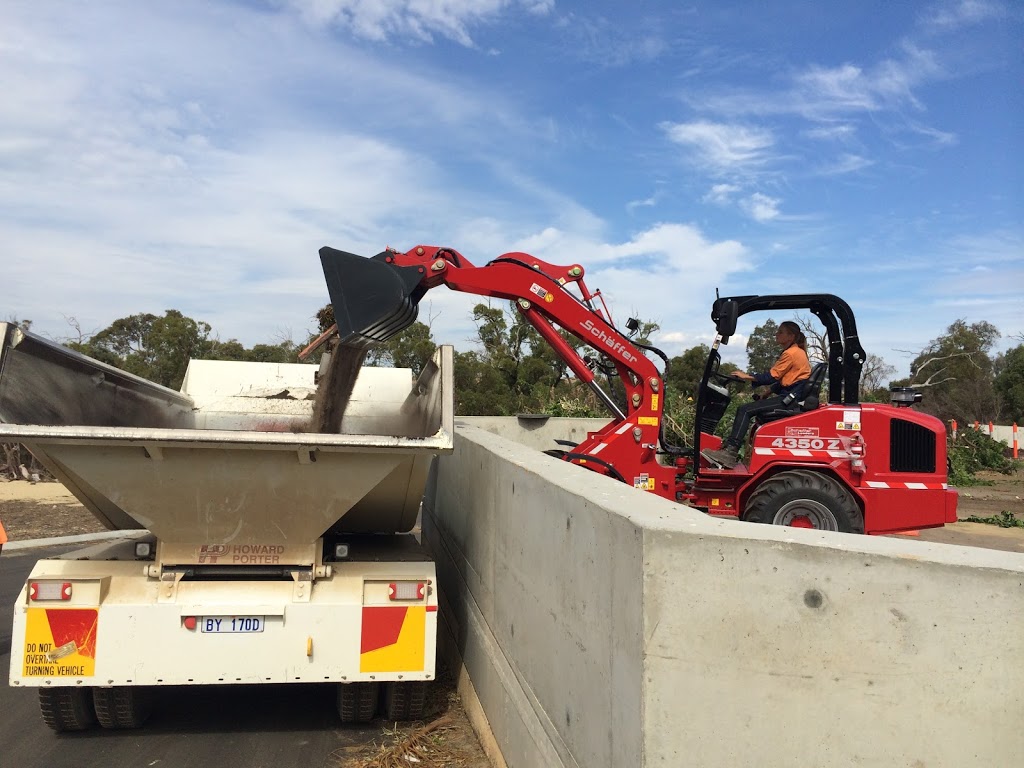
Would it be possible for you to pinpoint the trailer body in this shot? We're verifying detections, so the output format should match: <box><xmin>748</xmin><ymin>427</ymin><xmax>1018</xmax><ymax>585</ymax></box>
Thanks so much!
<box><xmin>0</xmin><ymin>323</ymin><xmax>453</xmax><ymax>727</ymax></box>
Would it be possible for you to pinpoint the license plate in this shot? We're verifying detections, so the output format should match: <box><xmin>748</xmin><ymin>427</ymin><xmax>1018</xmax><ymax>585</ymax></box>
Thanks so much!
<box><xmin>200</xmin><ymin>616</ymin><xmax>265</xmax><ymax>633</ymax></box>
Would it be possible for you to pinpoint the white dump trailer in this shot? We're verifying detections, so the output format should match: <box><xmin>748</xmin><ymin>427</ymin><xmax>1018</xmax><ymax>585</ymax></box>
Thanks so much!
<box><xmin>0</xmin><ymin>322</ymin><xmax>454</xmax><ymax>731</ymax></box>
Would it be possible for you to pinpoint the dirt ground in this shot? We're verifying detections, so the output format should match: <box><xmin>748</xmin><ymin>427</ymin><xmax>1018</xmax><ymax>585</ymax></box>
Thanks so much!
<box><xmin>901</xmin><ymin>466</ymin><xmax>1024</xmax><ymax>552</ymax></box>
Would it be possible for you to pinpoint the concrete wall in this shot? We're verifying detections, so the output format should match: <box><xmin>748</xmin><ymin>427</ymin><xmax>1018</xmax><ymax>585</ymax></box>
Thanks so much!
<box><xmin>423</xmin><ymin>418</ymin><xmax>1024</xmax><ymax>768</ymax></box>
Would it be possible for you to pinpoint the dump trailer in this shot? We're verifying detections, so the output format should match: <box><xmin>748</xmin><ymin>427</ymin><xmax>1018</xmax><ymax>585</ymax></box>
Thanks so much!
<box><xmin>0</xmin><ymin>322</ymin><xmax>454</xmax><ymax>731</ymax></box>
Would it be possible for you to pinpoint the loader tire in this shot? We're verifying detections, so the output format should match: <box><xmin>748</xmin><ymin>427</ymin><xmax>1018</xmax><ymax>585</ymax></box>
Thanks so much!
<box><xmin>744</xmin><ymin>470</ymin><xmax>864</xmax><ymax>533</ymax></box>
<box><xmin>383</xmin><ymin>681</ymin><xmax>427</xmax><ymax>722</ymax></box>
<box><xmin>337</xmin><ymin>682</ymin><xmax>378</xmax><ymax>724</ymax></box>
<box><xmin>93</xmin><ymin>686</ymin><xmax>153</xmax><ymax>729</ymax></box>
<box><xmin>39</xmin><ymin>687</ymin><xmax>97</xmax><ymax>732</ymax></box>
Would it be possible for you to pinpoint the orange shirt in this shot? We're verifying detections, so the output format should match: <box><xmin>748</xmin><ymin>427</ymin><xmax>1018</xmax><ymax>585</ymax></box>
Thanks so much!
<box><xmin>0</xmin><ymin>518</ymin><xmax>7</xmax><ymax>545</ymax></box>
<box><xmin>770</xmin><ymin>346</ymin><xmax>811</xmax><ymax>388</ymax></box>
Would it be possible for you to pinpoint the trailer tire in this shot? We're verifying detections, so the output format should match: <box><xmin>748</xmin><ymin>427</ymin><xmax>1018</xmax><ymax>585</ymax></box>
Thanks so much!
<box><xmin>338</xmin><ymin>682</ymin><xmax>378</xmax><ymax>724</ymax></box>
<box><xmin>744</xmin><ymin>470</ymin><xmax>864</xmax><ymax>533</ymax></box>
<box><xmin>38</xmin><ymin>687</ymin><xmax>97</xmax><ymax>732</ymax></box>
<box><xmin>93</xmin><ymin>686</ymin><xmax>153</xmax><ymax>729</ymax></box>
<box><xmin>383</xmin><ymin>681</ymin><xmax>427</xmax><ymax>722</ymax></box>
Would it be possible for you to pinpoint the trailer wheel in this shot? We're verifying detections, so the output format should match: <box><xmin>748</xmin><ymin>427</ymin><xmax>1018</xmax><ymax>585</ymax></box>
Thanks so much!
<box><xmin>93</xmin><ymin>686</ymin><xmax>153</xmax><ymax>729</ymax></box>
<box><xmin>38</xmin><ymin>687</ymin><xmax>97</xmax><ymax>732</ymax></box>
<box><xmin>383</xmin><ymin>681</ymin><xmax>427</xmax><ymax>722</ymax></box>
<box><xmin>338</xmin><ymin>682</ymin><xmax>379</xmax><ymax>724</ymax></box>
<box><xmin>744</xmin><ymin>470</ymin><xmax>864</xmax><ymax>533</ymax></box>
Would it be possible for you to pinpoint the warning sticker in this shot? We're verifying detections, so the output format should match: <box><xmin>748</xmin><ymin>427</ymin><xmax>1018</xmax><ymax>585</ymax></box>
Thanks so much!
<box><xmin>529</xmin><ymin>283</ymin><xmax>548</xmax><ymax>300</ymax></box>
<box><xmin>836</xmin><ymin>421</ymin><xmax>861</xmax><ymax>431</ymax></box>
<box><xmin>638</xmin><ymin>416</ymin><xmax>659</xmax><ymax>426</ymax></box>
<box><xmin>651</xmin><ymin>394</ymin><xmax>659</xmax><ymax>410</ymax></box>
<box><xmin>633</xmin><ymin>474</ymin><xmax>655</xmax><ymax>491</ymax></box>
<box><xmin>23</xmin><ymin>608</ymin><xmax>97</xmax><ymax>678</ymax></box>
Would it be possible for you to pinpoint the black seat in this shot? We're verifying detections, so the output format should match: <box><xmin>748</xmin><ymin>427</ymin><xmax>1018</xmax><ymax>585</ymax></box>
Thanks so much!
<box><xmin>757</xmin><ymin>362</ymin><xmax>828</xmax><ymax>423</ymax></box>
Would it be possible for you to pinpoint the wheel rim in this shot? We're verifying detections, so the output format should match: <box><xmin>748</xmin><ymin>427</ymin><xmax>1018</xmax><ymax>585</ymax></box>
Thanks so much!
<box><xmin>772</xmin><ymin>499</ymin><xmax>839</xmax><ymax>531</ymax></box>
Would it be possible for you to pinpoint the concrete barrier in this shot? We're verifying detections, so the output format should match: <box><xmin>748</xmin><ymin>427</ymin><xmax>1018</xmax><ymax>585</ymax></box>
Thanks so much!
<box><xmin>423</xmin><ymin>419</ymin><xmax>1024</xmax><ymax>768</ymax></box>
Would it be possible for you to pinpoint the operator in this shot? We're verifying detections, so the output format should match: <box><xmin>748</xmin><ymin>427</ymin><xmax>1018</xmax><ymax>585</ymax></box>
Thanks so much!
<box><xmin>703</xmin><ymin>320</ymin><xmax>811</xmax><ymax>468</ymax></box>
<box><xmin>0</xmin><ymin>515</ymin><xmax>7</xmax><ymax>557</ymax></box>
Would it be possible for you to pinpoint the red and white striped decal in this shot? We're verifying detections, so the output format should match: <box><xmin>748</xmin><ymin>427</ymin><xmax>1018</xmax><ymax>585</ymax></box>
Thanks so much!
<box><xmin>753</xmin><ymin>447</ymin><xmax>849</xmax><ymax>459</ymax></box>
<box><xmin>589</xmin><ymin>421</ymin><xmax>634</xmax><ymax>456</ymax></box>
<box><xmin>864</xmin><ymin>481</ymin><xmax>948</xmax><ymax>490</ymax></box>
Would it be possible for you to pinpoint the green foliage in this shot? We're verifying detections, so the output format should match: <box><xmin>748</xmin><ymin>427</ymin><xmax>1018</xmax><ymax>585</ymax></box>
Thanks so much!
<box><xmin>80</xmin><ymin>310</ymin><xmax>213</xmax><ymax>389</ymax></box>
<box><xmin>665</xmin><ymin>345</ymin><xmax>710</xmax><ymax>400</ymax></box>
<box><xmin>745</xmin><ymin>319</ymin><xmax>779</xmax><ymax>374</ymax></box>
<box><xmin>365</xmin><ymin>321</ymin><xmax>436</xmax><ymax>376</ymax></box>
<box><xmin>449</xmin><ymin>302</ymin><xmax>576</xmax><ymax>416</ymax></box>
<box><xmin>947</xmin><ymin>427</ymin><xmax>1017</xmax><ymax>486</ymax></box>
<box><xmin>906</xmin><ymin>319</ymin><xmax>1000</xmax><ymax>424</ymax></box>
<box><xmin>963</xmin><ymin>511</ymin><xmax>1024</xmax><ymax>528</ymax></box>
<box><xmin>994</xmin><ymin>344</ymin><xmax>1024</xmax><ymax>423</ymax></box>
<box><xmin>452</xmin><ymin>349</ymin><xmax>514</xmax><ymax>415</ymax></box>
<box><xmin>661</xmin><ymin>384</ymin><xmax>749</xmax><ymax>447</ymax></box>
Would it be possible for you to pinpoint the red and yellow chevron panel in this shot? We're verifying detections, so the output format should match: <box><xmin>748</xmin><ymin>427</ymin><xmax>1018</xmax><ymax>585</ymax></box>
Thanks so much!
<box><xmin>359</xmin><ymin>606</ymin><xmax>426</xmax><ymax>673</ymax></box>
<box><xmin>22</xmin><ymin>608</ymin><xmax>97</xmax><ymax>678</ymax></box>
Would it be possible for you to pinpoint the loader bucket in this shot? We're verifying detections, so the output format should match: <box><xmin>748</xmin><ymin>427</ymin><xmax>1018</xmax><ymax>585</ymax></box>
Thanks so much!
<box><xmin>319</xmin><ymin>247</ymin><xmax>426</xmax><ymax>348</ymax></box>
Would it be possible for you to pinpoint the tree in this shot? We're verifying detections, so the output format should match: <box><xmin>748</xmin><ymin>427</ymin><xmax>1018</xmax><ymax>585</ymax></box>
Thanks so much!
<box><xmin>900</xmin><ymin>319</ymin><xmax>1000</xmax><ymax>424</ymax></box>
<box><xmin>994</xmin><ymin>344</ymin><xmax>1024</xmax><ymax>423</ymax></box>
<box><xmin>365</xmin><ymin>321</ymin><xmax>437</xmax><ymax>377</ymax></box>
<box><xmin>792</xmin><ymin>312</ymin><xmax>893</xmax><ymax>402</ymax></box>
<box><xmin>452</xmin><ymin>349</ymin><xmax>515</xmax><ymax>415</ymax></box>
<box><xmin>745</xmin><ymin>319</ymin><xmax>779</xmax><ymax>373</ymax></box>
<box><xmin>666</xmin><ymin>345</ymin><xmax>711</xmax><ymax>400</ymax></box>
<box><xmin>81</xmin><ymin>310</ymin><xmax>214</xmax><ymax>389</ymax></box>
<box><xmin>858</xmin><ymin>355</ymin><xmax>897</xmax><ymax>402</ymax></box>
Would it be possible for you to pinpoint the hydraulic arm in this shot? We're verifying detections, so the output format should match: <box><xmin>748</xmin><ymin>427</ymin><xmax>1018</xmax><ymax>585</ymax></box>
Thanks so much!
<box><xmin>320</xmin><ymin>245</ymin><xmax>684</xmax><ymax>497</ymax></box>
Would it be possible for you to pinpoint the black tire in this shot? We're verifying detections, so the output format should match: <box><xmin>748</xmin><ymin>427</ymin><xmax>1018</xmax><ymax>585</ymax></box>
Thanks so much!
<box><xmin>383</xmin><ymin>681</ymin><xmax>427</xmax><ymax>722</ymax></box>
<box><xmin>93</xmin><ymin>686</ymin><xmax>153</xmax><ymax>729</ymax></box>
<box><xmin>39</xmin><ymin>687</ymin><xmax>97</xmax><ymax>732</ymax></box>
<box><xmin>337</xmin><ymin>682</ymin><xmax>379</xmax><ymax>724</ymax></box>
<box><xmin>743</xmin><ymin>470</ymin><xmax>864</xmax><ymax>533</ymax></box>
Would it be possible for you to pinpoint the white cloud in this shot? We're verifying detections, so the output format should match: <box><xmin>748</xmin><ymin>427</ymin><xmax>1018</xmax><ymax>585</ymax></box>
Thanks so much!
<box><xmin>739</xmin><ymin>193</ymin><xmax>781</xmax><ymax>222</ymax></box>
<box><xmin>626</xmin><ymin>194</ymin><xmax>658</xmax><ymax>212</ymax></box>
<box><xmin>816</xmin><ymin>153</ymin><xmax>874</xmax><ymax>176</ymax></box>
<box><xmin>702</xmin><ymin>183</ymin><xmax>740</xmax><ymax>205</ymax></box>
<box><xmin>660</xmin><ymin>120</ymin><xmax>775</xmax><ymax>173</ymax></box>
<box><xmin>553</xmin><ymin>12</ymin><xmax>667</xmax><ymax>67</ymax></box>
<box><xmin>802</xmin><ymin>123</ymin><xmax>858</xmax><ymax>141</ymax></box>
<box><xmin>687</xmin><ymin>42</ymin><xmax>949</xmax><ymax>143</ymax></box>
<box><xmin>923</xmin><ymin>0</ymin><xmax>1004</xmax><ymax>30</ymax></box>
<box><xmin>283</xmin><ymin>0</ymin><xmax>553</xmax><ymax>46</ymax></box>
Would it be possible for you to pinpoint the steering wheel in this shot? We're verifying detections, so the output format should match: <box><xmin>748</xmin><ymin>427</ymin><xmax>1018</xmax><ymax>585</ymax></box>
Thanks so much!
<box><xmin>710</xmin><ymin>371</ymin><xmax>746</xmax><ymax>385</ymax></box>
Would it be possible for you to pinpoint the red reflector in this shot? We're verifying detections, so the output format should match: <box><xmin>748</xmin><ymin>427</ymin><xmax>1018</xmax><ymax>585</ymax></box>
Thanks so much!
<box><xmin>389</xmin><ymin>581</ymin><xmax>426</xmax><ymax>601</ymax></box>
<box><xmin>29</xmin><ymin>582</ymin><xmax>72</xmax><ymax>601</ymax></box>
<box><xmin>183</xmin><ymin>616</ymin><xmax>197</xmax><ymax>631</ymax></box>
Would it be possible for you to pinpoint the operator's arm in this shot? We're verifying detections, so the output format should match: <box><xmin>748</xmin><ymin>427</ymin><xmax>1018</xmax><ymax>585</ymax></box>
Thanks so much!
<box><xmin>752</xmin><ymin>347</ymin><xmax>811</xmax><ymax>394</ymax></box>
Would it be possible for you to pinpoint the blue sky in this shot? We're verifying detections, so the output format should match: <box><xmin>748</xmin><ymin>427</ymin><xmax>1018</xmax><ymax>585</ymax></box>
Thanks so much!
<box><xmin>2</xmin><ymin>0</ymin><xmax>1021</xmax><ymax>376</ymax></box>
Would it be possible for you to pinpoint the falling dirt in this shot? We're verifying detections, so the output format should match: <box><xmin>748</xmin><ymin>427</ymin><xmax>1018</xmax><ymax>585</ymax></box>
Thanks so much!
<box><xmin>309</xmin><ymin>341</ymin><xmax>368</xmax><ymax>434</ymax></box>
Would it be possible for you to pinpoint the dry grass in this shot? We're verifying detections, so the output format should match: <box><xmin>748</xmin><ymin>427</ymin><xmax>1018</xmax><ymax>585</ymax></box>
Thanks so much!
<box><xmin>327</xmin><ymin>714</ymin><xmax>483</xmax><ymax>768</ymax></box>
